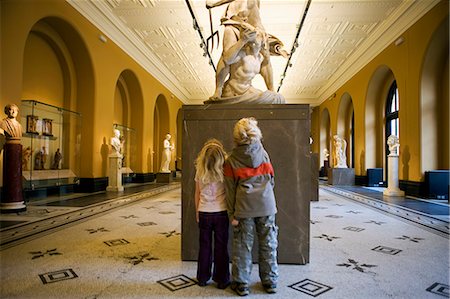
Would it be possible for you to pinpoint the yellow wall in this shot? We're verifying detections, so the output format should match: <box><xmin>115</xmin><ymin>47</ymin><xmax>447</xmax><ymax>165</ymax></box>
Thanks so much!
<box><xmin>316</xmin><ymin>0</ymin><xmax>449</xmax><ymax>182</ymax></box>
<box><xmin>0</xmin><ymin>0</ymin><xmax>183</xmax><ymax>182</ymax></box>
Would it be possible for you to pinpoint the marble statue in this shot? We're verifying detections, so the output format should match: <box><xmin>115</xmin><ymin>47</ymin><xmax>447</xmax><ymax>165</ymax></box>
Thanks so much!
<box><xmin>22</xmin><ymin>146</ymin><xmax>32</xmax><ymax>170</ymax></box>
<box><xmin>160</xmin><ymin>133</ymin><xmax>174</xmax><ymax>173</ymax></box>
<box><xmin>51</xmin><ymin>148</ymin><xmax>62</xmax><ymax>170</ymax></box>
<box><xmin>323</xmin><ymin>149</ymin><xmax>329</xmax><ymax>161</ymax></box>
<box><xmin>333</xmin><ymin>135</ymin><xmax>347</xmax><ymax>168</ymax></box>
<box><xmin>387</xmin><ymin>134</ymin><xmax>400</xmax><ymax>155</ymax></box>
<box><xmin>205</xmin><ymin>0</ymin><xmax>288</xmax><ymax>104</ymax></box>
<box><xmin>110</xmin><ymin>129</ymin><xmax>124</xmax><ymax>155</ymax></box>
<box><xmin>0</xmin><ymin>104</ymin><xmax>22</xmax><ymax>138</ymax></box>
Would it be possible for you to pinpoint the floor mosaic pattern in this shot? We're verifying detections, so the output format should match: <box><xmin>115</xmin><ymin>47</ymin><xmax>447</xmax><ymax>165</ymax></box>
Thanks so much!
<box><xmin>0</xmin><ymin>186</ymin><xmax>448</xmax><ymax>298</ymax></box>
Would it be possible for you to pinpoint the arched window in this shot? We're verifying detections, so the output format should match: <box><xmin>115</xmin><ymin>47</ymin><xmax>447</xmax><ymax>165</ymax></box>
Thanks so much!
<box><xmin>385</xmin><ymin>81</ymin><xmax>399</xmax><ymax>179</ymax></box>
<box><xmin>386</xmin><ymin>81</ymin><xmax>399</xmax><ymax>138</ymax></box>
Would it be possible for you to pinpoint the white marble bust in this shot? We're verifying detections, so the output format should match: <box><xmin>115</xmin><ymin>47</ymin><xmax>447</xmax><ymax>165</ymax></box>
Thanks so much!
<box><xmin>387</xmin><ymin>135</ymin><xmax>400</xmax><ymax>155</ymax></box>
<box><xmin>110</xmin><ymin>129</ymin><xmax>123</xmax><ymax>155</ymax></box>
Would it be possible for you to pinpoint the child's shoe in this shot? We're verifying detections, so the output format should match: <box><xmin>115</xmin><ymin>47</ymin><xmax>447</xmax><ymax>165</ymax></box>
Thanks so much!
<box><xmin>263</xmin><ymin>283</ymin><xmax>277</xmax><ymax>294</ymax></box>
<box><xmin>231</xmin><ymin>282</ymin><xmax>250</xmax><ymax>296</ymax></box>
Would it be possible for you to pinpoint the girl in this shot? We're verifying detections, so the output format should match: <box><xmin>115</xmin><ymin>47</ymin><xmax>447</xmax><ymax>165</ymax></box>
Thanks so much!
<box><xmin>194</xmin><ymin>139</ymin><xmax>230</xmax><ymax>289</ymax></box>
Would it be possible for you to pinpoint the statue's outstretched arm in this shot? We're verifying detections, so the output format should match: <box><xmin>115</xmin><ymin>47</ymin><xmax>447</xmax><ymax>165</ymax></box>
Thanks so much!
<box><xmin>206</xmin><ymin>0</ymin><xmax>235</xmax><ymax>9</ymax></box>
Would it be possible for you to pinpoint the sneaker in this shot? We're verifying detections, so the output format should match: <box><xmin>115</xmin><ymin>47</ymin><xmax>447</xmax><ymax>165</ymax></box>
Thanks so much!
<box><xmin>263</xmin><ymin>283</ymin><xmax>277</xmax><ymax>294</ymax></box>
<box><xmin>231</xmin><ymin>282</ymin><xmax>250</xmax><ymax>296</ymax></box>
<box><xmin>217</xmin><ymin>281</ymin><xmax>230</xmax><ymax>289</ymax></box>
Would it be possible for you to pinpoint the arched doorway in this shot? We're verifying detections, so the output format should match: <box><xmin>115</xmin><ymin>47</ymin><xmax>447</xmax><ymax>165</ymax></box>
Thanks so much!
<box><xmin>320</xmin><ymin>108</ymin><xmax>331</xmax><ymax>174</ymax></box>
<box><xmin>337</xmin><ymin>93</ymin><xmax>354</xmax><ymax>168</ymax></box>
<box><xmin>153</xmin><ymin>94</ymin><xmax>170</xmax><ymax>173</ymax></box>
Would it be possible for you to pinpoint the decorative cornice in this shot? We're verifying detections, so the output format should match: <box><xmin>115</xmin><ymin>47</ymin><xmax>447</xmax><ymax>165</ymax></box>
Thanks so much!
<box><xmin>67</xmin><ymin>0</ymin><xmax>190</xmax><ymax>103</ymax></box>
<box><xmin>315</xmin><ymin>0</ymin><xmax>441</xmax><ymax>105</ymax></box>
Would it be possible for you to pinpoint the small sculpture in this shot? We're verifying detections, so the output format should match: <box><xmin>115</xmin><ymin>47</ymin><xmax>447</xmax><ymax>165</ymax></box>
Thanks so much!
<box><xmin>387</xmin><ymin>135</ymin><xmax>400</xmax><ymax>155</ymax></box>
<box><xmin>26</xmin><ymin>115</ymin><xmax>39</xmax><ymax>134</ymax></box>
<box><xmin>160</xmin><ymin>133</ymin><xmax>174</xmax><ymax>173</ymax></box>
<box><xmin>110</xmin><ymin>129</ymin><xmax>124</xmax><ymax>155</ymax></box>
<box><xmin>51</xmin><ymin>148</ymin><xmax>62</xmax><ymax>170</ymax></box>
<box><xmin>22</xmin><ymin>146</ymin><xmax>32</xmax><ymax>170</ymax></box>
<box><xmin>42</xmin><ymin>118</ymin><xmax>53</xmax><ymax>136</ymax></box>
<box><xmin>34</xmin><ymin>146</ymin><xmax>47</xmax><ymax>170</ymax></box>
<box><xmin>0</xmin><ymin>104</ymin><xmax>22</xmax><ymax>138</ymax></box>
<box><xmin>333</xmin><ymin>135</ymin><xmax>347</xmax><ymax>168</ymax></box>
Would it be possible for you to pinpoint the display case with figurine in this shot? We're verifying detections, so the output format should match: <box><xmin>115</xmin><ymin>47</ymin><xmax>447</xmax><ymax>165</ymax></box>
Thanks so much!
<box><xmin>113</xmin><ymin>123</ymin><xmax>136</xmax><ymax>184</ymax></box>
<box><xmin>20</xmin><ymin>100</ymin><xmax>81</xmax><ymax>191</ymax></box>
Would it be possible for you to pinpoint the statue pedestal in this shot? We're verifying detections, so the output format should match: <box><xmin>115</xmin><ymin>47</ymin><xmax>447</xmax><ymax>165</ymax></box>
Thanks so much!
<box><xmin>383</xmin><ymin>154</ymin><xmax>404</xmax><ymax>197</ymax></box>
<box><xmin>1</xmin><ymin>141</ymin><xmax>26</xmax><ymax>213</ymax></box>
<box><xmin>328</xmin><ymin>168</ymin><xmax>355</xmax><ymax>186</ymax></box>
<box><xmin>181</xmin><ymin>104</ymin><xmax>311</xmax><ymax>264</ymax></box>
<box><xmin>156</xmin><ymin>172</ymin><xmax>172</xmax><ymax>183</ymax></box>
<box><xmin>106</xmin><ymin>153</ymin><xmax>124</xmax><ymax>192</ymax></box>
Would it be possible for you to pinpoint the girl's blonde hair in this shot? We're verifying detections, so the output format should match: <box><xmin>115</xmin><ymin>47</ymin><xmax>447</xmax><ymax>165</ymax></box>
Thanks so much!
<box><xmin>233</xmin><ymin>117</ymin><xmax>262</xmax><ymax>145</ymax></box>
<box><xmin>195</xmin><ymin>139</ymin><xmax>226</xmax><ymax>184</ymax></box>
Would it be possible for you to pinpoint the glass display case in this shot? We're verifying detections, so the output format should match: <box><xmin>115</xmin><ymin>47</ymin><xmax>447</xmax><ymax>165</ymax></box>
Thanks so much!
<box><xmin>20</xmin><ymin>100</ymin><xmax>81</xmax><ymax>190</ymax></box>
<box><xmin>113</xmin><ymin>123</ymin><xmax>136</xmax><ymax>183</ymax></box>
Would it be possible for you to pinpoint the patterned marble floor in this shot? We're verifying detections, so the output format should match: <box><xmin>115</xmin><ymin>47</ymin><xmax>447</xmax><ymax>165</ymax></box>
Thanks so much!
<box><xmin>0</xmin><ymin>186</ymin><xmax>449</xmax><ymax>298</ymax></box>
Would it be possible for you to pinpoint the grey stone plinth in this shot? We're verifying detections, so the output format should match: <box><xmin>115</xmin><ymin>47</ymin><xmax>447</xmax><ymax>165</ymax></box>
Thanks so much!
<box><xmin>311</xmin><ymin>153</ymin><xmax>319</xmax><ymax>201</ymax></box>
<box><xmin>156</xmin><ymin>172</ymin><xmax>172</xmax><ymax>183</ymax></box>
<box><xmin>181</xmin><ymin>104</ymin><xmax>310</xmax><ymax>265</ymax></box>
<box><xmin>328</xmin><ymin>168</ymin><xmax>355</xmax><ymax>186</ymax></box>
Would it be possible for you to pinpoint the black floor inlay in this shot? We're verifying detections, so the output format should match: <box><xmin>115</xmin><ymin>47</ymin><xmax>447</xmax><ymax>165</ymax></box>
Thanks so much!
<box><xmin>395</xmin><ymin>235</ymin><xmax>424</xmax><ymax>243</ymax></box>
<box><xmin>157</xmin><ymin>274</ymin><xmax>196</xmax><ymax>291</ymax></box>
<box><xmin>372</xmin><ymin>245</ymin><xmax>402</xmax><ymax>255</ymax></box>
<box><xmin>343</xmin><ymin>226</ymin><xmax>365</xmax><ymax>232</ymax></box>
<box><xmin>30</xmin><ymin>248</ymin><xmax>62</xmax><ymax>259</ymax></box>
<box><xmin>137</xmin><ymin>222</ymin><xmax>157</xmax><ymax>226</ymax></box>
<box><xmin>288</xmin><ymin>279</ymin><xmax>333</xmax><ymax>297</ymax></box>
<box><xmin>426</xmin><ymin>282</ymin><xmax>449</xmax><ymax>297</ymax></box>
<box><xmin>86</xmin><ymin>227</ymin><xmax>110</xmax><ymax>234</ymax></box>
<box><xmin>39</xmin><ymin>268</ymin><xmax>78</xmax><ymax>284</ymax></box>
<box><xmin>104</xmin><ymin>239</ymin><xmax>130</xmax><ymax>246</ymax></box>
<box><xmin>123</xmin><ymin>252</ymin><xmax>159</xmax><ymax>265</ymax></box>
<box><xmin>337</xmin><ymin>259</ymin><xmax>377</xmax><ymax>273</ymax></box>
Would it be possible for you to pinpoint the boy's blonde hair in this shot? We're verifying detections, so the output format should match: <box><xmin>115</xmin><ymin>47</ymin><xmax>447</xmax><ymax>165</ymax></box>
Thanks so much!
<box><xmin>195</xmin><ymin>139</ymin><xmax>226</xmax><ymax>184</ymax></box>
<box><xmin>233</xmin><ymin>117</ymin><xmax>262</xmax><ymax>145</ymax></box>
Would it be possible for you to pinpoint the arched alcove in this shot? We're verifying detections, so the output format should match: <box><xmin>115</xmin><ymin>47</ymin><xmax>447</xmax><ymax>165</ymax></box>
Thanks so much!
<box><xmin>420</xmin><ymin>16</ymin><xmax>449</xmax><ymax>173</ymax></box>
<box><xmin>337</xmin><ymin>93</ymin><xmax>354</xmax><ymax>168</ymax></box>
<box><xmin>365</xmin><ymin>65</ymin><xmax>395</xmax><ymax>174</ymax></box>
<box><xmin>21</xmin><ymin>17</ymin><xmax>94</xmax><ymax>179</ymax></box>
<box><xmin>113</xmin><ymin>69</ymin><xmax>143</xmax><ymax>172</ymax></box>
<box><xmin>320</xmin><ymin>108</ymin><xmax>331</xmax><ymax>167</ymax></box>
<box><xmin>153</xmin><ymin>94</ymin><xmax>170</xmax><ymax>173</ymax></box>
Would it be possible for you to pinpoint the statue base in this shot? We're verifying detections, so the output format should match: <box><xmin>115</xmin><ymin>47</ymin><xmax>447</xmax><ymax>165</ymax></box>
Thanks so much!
<box><xmin>383</xmin><ymin>188</ymin><xmax>405</xmax><ymax>197</ymax></box>
<box><xmin>156</xmin><ymin>172</ymin><xmax>172</xmax><ymax>183</ymax></box>
<box><xmin>328</xmin><ymin>168</ymin><xmax>355</xmax><ymax>186</ymax></box>
<box><xmin>1</xmin><ymin>142</ymin><xmax>26</xmax><ymax>213</ymax></box>
<box><xmin>106</xmin><ymin>153</ymin><xmax>124</xmax><ymax>192</ymax></box>
<box><xmin>181</xmin><ymin>104</ymin><xmax>311</xmax><ymax>264</ymax></box>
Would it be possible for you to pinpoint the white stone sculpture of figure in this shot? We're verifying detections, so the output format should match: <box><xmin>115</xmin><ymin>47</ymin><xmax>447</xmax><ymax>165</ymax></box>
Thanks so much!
<box><xmin>204</xmin><ymin>0</ymin><xmax>288</xmax><ymax>104</ymax></box>
<box><xmin>110</xmin><ymin>129</ymin><xmax>124</xmax><ymax>155</ymax></box>
<box><xmin>0</xmin><ymin>104</ymin><xmax>22</xmax><ymax>139</ymax></box>
<box><xmin>387</xmin><ymin>135</ymin><xmax>400</xmax><ymax>155</ymax></box>
<box><xmin>323</xmin><ymin>149</ymin><xmax>329</xmax><ymax>161</ymax></box>
<box><xmin>160</xmin><ymin>133</ymin><xmax>174</xmax><ymax>173</ymax></box>
<box><xmin>333</xmin><ymin>135</ymin><xmax>347</xmax><ymax>168</ymax></box>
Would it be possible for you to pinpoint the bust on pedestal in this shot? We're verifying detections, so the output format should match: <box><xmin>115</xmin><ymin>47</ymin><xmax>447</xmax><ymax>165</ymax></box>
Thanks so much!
<box><xmin>383</xmin><ymin>135</ymin><xmax>405</xmax><ymax>197</ymax></box>
<box><xmin>106</xmin><ymin>129</ymin><xmax>124</xmax><ymax>192</ymax></box>
<box><xmin>328</xmin><ymin>135</ymin><xmax>355</xmax><ymax>185</ymax></box>
<box><xmin>0</xmin><ymin>104</ymin><xmax>26</xmax><ymax>213</ymax></box>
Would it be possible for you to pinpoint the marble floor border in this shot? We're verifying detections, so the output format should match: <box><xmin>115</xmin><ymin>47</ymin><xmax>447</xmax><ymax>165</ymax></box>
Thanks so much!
<box><xmin>321</xmin><ymin>185</ymin><xmax>449</xmax><ymax>238</ymax></box>
<box><xmin>0</xmin><ymin>183</ymin><xmax>180</xmax><ymax>250</ymax></box>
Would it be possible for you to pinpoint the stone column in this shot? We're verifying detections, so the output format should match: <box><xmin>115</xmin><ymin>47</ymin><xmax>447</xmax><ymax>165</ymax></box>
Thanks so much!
<box><xmin>106</xmin><ymin>152</ymin><xmax>124</xmax><ymax>192</ymax></box>
<box><xmin>1</xmin><ymin>139</ymin><xmax>26</xmax><ymax>213</ymax></box>
<box><xmin>383</xmin><ymin>154</ymin><xmax>405</xmax><ymax>196</ymax></box>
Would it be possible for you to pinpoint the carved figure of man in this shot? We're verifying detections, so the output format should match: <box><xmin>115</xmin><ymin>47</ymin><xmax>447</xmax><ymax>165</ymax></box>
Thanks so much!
<box><xmin>160</xmin><ymin>133</ymin><xmax>174</xmax><ymax>173</ymax></box>
<box><xmin>0</xmin><ymin>104</ymin><xmax>22</xmax><ymax>138</ymax></box>
<box><xmin>206</xmin><ymin>0</ymin><xmax>287</xmax><ymax>101</ymax></box>
<box><xmin>110</xmin><ymin>129</ymin><xmax>124</xmax><ymax>155</ymax></box>
<box><xmin>51</xmin><ymin>148</ymin><xmax>62</xmax><ymax>170</ymax></box>
<box><xmin>387</xmin><ymin>135</ymin><xmax>400</xmax><ymax>155</ymax></box>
